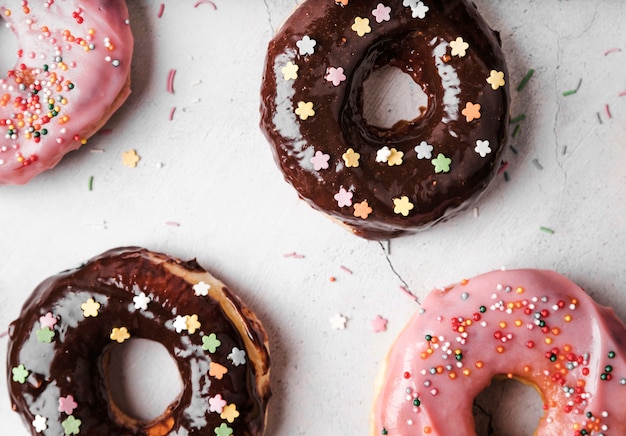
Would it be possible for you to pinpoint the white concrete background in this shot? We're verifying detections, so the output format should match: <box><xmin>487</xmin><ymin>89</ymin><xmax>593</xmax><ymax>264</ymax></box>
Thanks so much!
<box><xmin>0</xmin><ymin>0</ymin><xmax>625</xmax><ymax>434</ymax></box>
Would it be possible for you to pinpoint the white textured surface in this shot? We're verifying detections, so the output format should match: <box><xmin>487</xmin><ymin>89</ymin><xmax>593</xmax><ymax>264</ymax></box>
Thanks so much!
<box><xmin>1</xmin><ymin>1</ymin><xmax>625</xmax><ymax>435</ymax></box>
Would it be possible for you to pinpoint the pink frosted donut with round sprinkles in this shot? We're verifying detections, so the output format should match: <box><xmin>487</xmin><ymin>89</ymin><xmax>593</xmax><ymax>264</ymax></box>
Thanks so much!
<box><xmin>0</xmin><ymin>0</ymin><xmax>133</xmax><ymax>185</ymax></box>
<box><xmin>371</xmin><ymin>269</ymin><xmax>626</xmax><ymax>435</ymax></box>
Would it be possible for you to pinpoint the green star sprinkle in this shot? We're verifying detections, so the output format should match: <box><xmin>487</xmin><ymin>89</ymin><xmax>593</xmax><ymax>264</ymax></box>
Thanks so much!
<box><xmin>12</xmin><ymin>364</ymin><xmax>29</xmax><ymax>384</ymax></box>
<box><xmin>36</xmin><ymin>327</ymin><xmax>55</xmax><ymax>343</ymax></box>
<box><xmin>202</xmin><ymin>333</ymin><xmax>221</xmax><ymax>353</ymax></box>
<box><xmin>214</xmin><ymin>423</ymin><xmax>233</xmax><ymax>436</ymax></box>
<box><xmin>62</xmin><ymin>416</ymin><xmax>81</xmax><ymax>435</ymax></box>
<box><xmin>431</xmin><ymin>153</ymin><xmax>452</xmax><ymax>173</ymax></box>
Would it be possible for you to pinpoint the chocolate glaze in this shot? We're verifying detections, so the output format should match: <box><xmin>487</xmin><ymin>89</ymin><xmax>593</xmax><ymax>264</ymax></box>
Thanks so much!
<box><xmin>7</xmin><ymin>247</ymin><xmax>270</xmax><ymax>435</ymax></box>
<box><xmin>260</xmin><ymin>0</ymin><xmax>510</xmax><ymax>239</ymax></box>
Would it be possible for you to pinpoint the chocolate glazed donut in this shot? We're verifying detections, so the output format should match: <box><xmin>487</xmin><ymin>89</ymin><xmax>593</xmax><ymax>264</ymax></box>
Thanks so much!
<box><xmin>260</xmin><ymin>0</ymin><xmax>510</xmax><ymax>240</ymax></box>
<box><xmin>7</xmin><ymin>247</ymin><xmax>270</xmax><ymax>435</ymax></box>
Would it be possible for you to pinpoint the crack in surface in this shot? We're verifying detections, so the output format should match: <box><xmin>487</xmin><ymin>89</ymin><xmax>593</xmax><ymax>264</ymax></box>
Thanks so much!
<box><xmin>263</xmin><ymin>0</ymin><xmax>275</xmax><ymax>34</ymax></box>
<box><xmin>377</xmin><ymin>241</ymin><xmax>420</xmax><ymax>304</ymax></box>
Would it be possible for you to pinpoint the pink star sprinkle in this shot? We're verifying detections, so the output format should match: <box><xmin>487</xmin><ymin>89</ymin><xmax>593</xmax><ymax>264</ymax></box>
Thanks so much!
<box><xmin>325</xmin><ymin>67</ymin><xmax>346</xmax><ymax>86</ymax></box>
<box><xmin>310</xmin><ymin>150</ymin><xmax>330</xmax><ymax>170</ymax></box>
<box><xmin>209</xmin><ymin>394</ymin><xmax>227</xmax><ymax>413</ymax></box>
<box><xmin>371</xmin><ymin>315</ymin><xmax>388</xmax><ymax>333</ymax></box>
<box><xmin>372</xmin><ymin>3</ymin><xmax>391</xmax><ymax>23</ymax></box>
<box><xmin>39</xmin><ymin>312</ymin><xmax>57</xmax><ymax>329</ymax></box>
<box><xmin>334</xmin><ymin>187</ymin><xmax>353</xmax><ymax>208</ymax></box>
<box><xmin>58</xmin><ymin>395</ymin><xmax>78</xmax><ymax>415</ymax></box>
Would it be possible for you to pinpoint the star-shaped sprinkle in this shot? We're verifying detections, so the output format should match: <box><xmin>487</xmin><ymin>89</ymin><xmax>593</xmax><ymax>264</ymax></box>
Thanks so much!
<box><xmin>186</xmin><ymin>314</ymin><xmax>201</xmax><ymax>334</ymax></box>
<box><xmin>110</xmin><ymin>327</ymin><xmax>130</xmax><ymax>343</ymax></box>
<box><xmin>228</xmin><ymin>347</ymin><xmax>247</xmax><ymax>366</ymax></box>
<box><xmin>414</xmin><ymin>141</ymin><xmax>433</xmax><ymax>159</ymax></box>
<box><xmin>326</xmin><ymin>66</ymin><xmax>346</xmax><ymax>86</ymax></box>
<box><xmin>295</xmin><ymin>101</ymin><xmax>315</xmax><ymax>120</ymax></box>
<box><xmin>387</xmin><ymin>148</ymin><xmax>404</xmax><ymax>166</ymax></box>
<box><xmin>36</xmin><ymin>327</ymin><xmax>55</xmax><ymax>343</ymax></box>
<box><xmin>310</xmin><ymin>150</ymin><xmax>330</xmax><ymax>171</ymax></box>
<box><xmin>39</xmin><ymin>312</ymin><xmax>57</xmax><ymax>329</ymax></box>
<box><xmin>281</xmin><ymin>61</ymin><xmax>298</xmax><ymax>81</ymax></box>
<box><xmin>173</xmin><ymin>315</ymin><xmax>188</xmax><ymax>333</ymax></box>
<box><xmin>336</xmin><ymin>0</ymin><xmax>349</xmax><ymax>5</ymax></box>
<box><xmin>353</xmin><ymin>200</ymin><xmax>373</xmax><ymax>219</ymax></box>
<box><xmin>376</xmin><ymin>146</ymin><xmax>392</xmax><ymax>163</ymax></box>
<box><xmin>122</xmin><ymin>149</ymin><xmax>140</xmax><ymax>168</ymax></box>
<box><xmin>296</xmin><ymin>35</ymin><xmax>316</xmax><ymax>56</ymax></box>
<box><xmin>209</xmin><ymin>362</ymin><xmax>228</xmax><ymax>380</ymax></box>
<box><xmin>342</xmin><ymin>148</ymin><xmax>360</xmax><ymax>168</ymax></box>
<box><xmin>220</xmin><ymin>404</ymin><xmax>240</xmax><ymax>423</ymax></box>
<box><xmin>330</xmin><ymin>313</ymin><xmax>348</xmax><ymax>330</ymax></box>
<box><xmin>12</xmin><ymin>364</ymin><xmax>29</xmax><ymax>384</ymax></box>
<box><xmin>431</xmin><ymin>153</ymin><xmax>452</xmax><ymax>173</ymax></box>
<box><xmin>405</xmin><ymin>0</ymin><xmax>429</xmax><ymax>19</ymax></box>
<box><xmin>334</xmin><ymin>187</ymin><xmax>353</xmax><ymax>207</ymax></box>
<box><xmin>208</xmin><ymin>394</ymin><xmax>227</xmax><ymax>413</ymax></box>
<box><xmin>81</xmin><ymin>298</ymin><xmax>100</xmax><ymax>318</ymax></box>
<box><xmin>58</xmin><ymin>395</ymin><xmax>78</xmax><ymax>415</ymax></box>
<box><xmin>371</xmin><ymin>315</ymin><xmax>388</xmax><ymax>333</ymax></box>
<box><xmin>214</xmin><ymin>423</ymin><xmax>233</xmax><ymax>436</ymax></box>
<box><xmin>393</xmin><ymin>196</ymin><xmax>414</xmax><ymax>216</ymax></box>
<box><xmin>32</xmin><ymin>415</ymin><xmax>47</xmax><ymax>433</ymax></box>
<box><xmin>193</xmin><ymin>281</ymin><xmax>210</xmax><ymax>297</ymax></box>
<box><xmin>352</xmin><ymin>17</ymin><xmax>371</xmax><ymax>37</ymax></box>
<box><xmin>202</xmin><ymin>333</ymin><xmax>222</xmax><ymax>353</ymax></box>
<box><xmin>474</xmin><ymin>139</ymin><xmax>492</xmax><ymax>157</ymax></box>
<box><xmin>133</xmin><ymin>292</ymin><xmax>151</xmax><ymax>310</ymax></box>
<box><xmin>61</xmin><ymin>416</ymin><xmax>81</xmax><ymax>435</ymax></box>
<box><xmin>372</xmin><ymin>3</ymin><xmax>391</xmax><ymax>23</ymax></box>
<box><xmin>450</xmin><ymin>37</ymin><xmax>469</xmax><ymax>57</ymax></box>
<box><xmin>486</xmin><ymin>70</ymin><xmax>506</xmax><ymax>90</ymax></box>
<box><xmin>461</xmin><ymin>102</ymin><xmax>481</xmax><ymax>122</ymax></box>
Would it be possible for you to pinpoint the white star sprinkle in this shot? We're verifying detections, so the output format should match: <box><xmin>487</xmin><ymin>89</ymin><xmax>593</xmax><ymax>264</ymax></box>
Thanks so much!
<box><xmin>133</xmin><ymin>292</ymin><xmax>151</xmax><ymax>310</ymax></box>
<box><xmin>193</xmin><ymin>281</ymin><xmax>210</xmax><ymax>297</ymax></box>
<box><xmin>414</xmin><ymin>141</ymin><xmax>434</xmax><ymax>159</ymax></box>
<box><xmin>330</xmin><ymin>313</ymin><xmax>348</xmax><ymax>330</ymax></box>
<box><xmin>474</xmin><ymin>140</ymin><xmax>492</xmax><ymax>157</ymax></box>
<box><xmin>173</xmin><ymin>315</ymin><xmax>188</xmax><ymax>333</ymax></box>
<box><xmin>32</xmin><ymin>415</ymin><xmax>47</xmax><ymax>433</ymax></box>
<box><xmin>228</xmin><ymin>347</ymin><xmax>247</xmax><ymax>366</ymax></box>
<box><xmin>376</xmin><ymin>146</ymin><xmax>392</xmax><ymax>163</ymax></box>
<box><xmin>408</xmin><ymin>1</ymin><xmax>429</xmax><ymax>19</ymax></box>
<box><xmin>296</xmin><ymin>35</ymin><xmax>317</xmax><ymax>56</ymax></box>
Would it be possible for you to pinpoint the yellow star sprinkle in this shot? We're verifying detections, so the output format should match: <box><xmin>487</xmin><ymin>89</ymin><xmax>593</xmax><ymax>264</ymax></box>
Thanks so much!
<box><xmin>450</xmin><ymin>37</ymin><xmax>469</xmax><ymax>57</ymax></box>
<box><xmin>122</xmin><ymin>149</ymin><xmax>140</xmax><ymax>168</ymax></box>
<box><xmin>393</xmin><ymin>196</ymin><xmax>414</xmax><ymax>217</ymax></box>
<box><xmin>342</xmin><ymin>148</ymin><xmax>360</xmax><ymax>168</ymax></box>
<box><xmin>186</xmin><ymin>314</ymin><xmax>201</xmax><ymax>334</ymax></box>
<box><xmin>110</xmin><ymin>327</ymin><xmax>130</xmax><ymax>343</ymax></box>
<box><xmin>387</xmin><ymin>148</ymin><xmax>404</xmax><ymax>166</ymax></box>
<box><xmin>81</xmin><ymin>298</ymin><xmax>101</xmax><ymax>318</ymax></box>
<box><xmin>209</xmin><ymin>362</ymin><xmax>228</xmax><ymax>380</ymax></box>
<box><xmin>295</xmin><ymin>101</ymin><xmax>315</xmax><ymax>120</ymax></box>
<box><xmin>461</xmin><ymin>102</ymin><xmax>481</xmax><ymax>122</ymax></box>
<box><xmin>351</xmin><ymin>17</ymin><xmax>371</xmax><ymax>37</ymax></box>
<box><xmin>220</xmin><ymin>404</ymin><xmax>240</xmax><ymax>423</ymax></box>
<box><xmin>281</xmin><ymin>61</ymin><xmax>299</xmax><ymax>81</ymax></box>
<box><xmin>486</xmin><ymin>70</ymin><xmax>506</xmax><ymax>90</ymax></box>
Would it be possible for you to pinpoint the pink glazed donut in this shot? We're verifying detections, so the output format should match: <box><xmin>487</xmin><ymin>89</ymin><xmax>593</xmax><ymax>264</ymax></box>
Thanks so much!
<box><xmin>371</xmin><ymin>269</ymin><xmax>626</xmax><ymax>435</ymax></box>
<box><xmin>0</xmin><ymin>0</ymin><xmax>133</xmax><ymax>185</ymax></box>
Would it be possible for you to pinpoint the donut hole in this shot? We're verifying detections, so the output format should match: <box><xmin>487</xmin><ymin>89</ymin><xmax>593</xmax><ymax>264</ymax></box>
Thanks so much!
<box><xmin>0</xmin><ymin>18</ymin><xmax>18</xmax><ymax>74</ymax></box>
<box><xmin>105</xmin><ymin>338</ymin><xmax>183</xmax><ymax>423</ymax></box>
<box><xmin>473</xmin><ymin>377</ymin><xmax>543</xmax><ymax>436</ymax></box>
<box><xmin>362</xmin><ymin>65</ymin><xmax>428</xmax><ymax>130</ymax></box>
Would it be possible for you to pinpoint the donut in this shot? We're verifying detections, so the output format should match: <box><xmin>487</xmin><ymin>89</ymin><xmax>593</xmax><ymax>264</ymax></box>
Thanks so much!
<box><xmin>260</xmin><ymin>0</ymin><xmax>510</xmax><ymax>239</ymax></box>
<box><xmin>371</xmin><ymin>269</ymin><xmax>626</xmax><ymax>435</ymax></box>
<box><xmin>7</xmin><ymin>247</ymin><xmax>271</xmax><ymax>435</ymax></box>
<box><xmin>0</xmin><ymin>0</ymin><xmax>133</xmax><ymax>185</ymax></box>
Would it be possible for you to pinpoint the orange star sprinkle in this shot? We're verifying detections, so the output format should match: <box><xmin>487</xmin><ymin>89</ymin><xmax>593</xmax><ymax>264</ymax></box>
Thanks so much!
<box><xmin>209</xmin><ymin>362</ymin><xmax>228</xmax><ymax>380</ymax></box>
<box><xmin>122</xmin><ymin>149</ymin><xmax>140</xmax><ymax>168</ymax></box>
<box><xmin>186</xmin><ymin>314</ymin><xmax>201</xmax><ymax>334</ymax></box>
<box><xmin>220</xmin><ymin>404</ymin><xmax>240</xmax><ymax>423</ymax></box>
<box><xmin>110</xmin><ymin>327</ymin><xmax>130</xmax><ymax>343</ymax></box>
<box><xmin>336</xmin><ymin>0</ymin><xmax>348</xmax><ymax>5</ymax></box>
<box><xmin>461</xmin><ymin>102</ymin><xmax>481</xmax><ymax>122</ymax></box>
<box><xmin>353</xmin><ymin>200</ymin><xmax>372</xmax><ymax>219</ymax></box>
<box><xmin>387</xmin><ymin>148</ymin><xmax>404</xmax><ymax>166</ymax></box>
<box><xmin>342</xmin><ymin>148</ymin><xmax>360</xmax><ymax>168</ymax></box>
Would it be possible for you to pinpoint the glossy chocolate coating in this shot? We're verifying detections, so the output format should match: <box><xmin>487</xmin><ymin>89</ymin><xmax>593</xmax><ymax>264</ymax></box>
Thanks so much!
<box><xmin>260</xmin><ymin>0</ymin><xmax>510</xmax><ymax>239</ymax></box>
<box><xmin>7</xmin><ymin>247</ymin><xmax>270</xmax><ymax>435</ymax></box>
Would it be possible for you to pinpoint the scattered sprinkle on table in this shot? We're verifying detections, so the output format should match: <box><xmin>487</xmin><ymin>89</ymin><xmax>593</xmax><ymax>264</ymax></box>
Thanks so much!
<box><xmin>540</xmin><ymin>226</ymin><xmax>555</xmax><ymax>235</ymax></box>
<box><xmin>371</xmin><ymin>315</ymin><xmax>388</xmax><ymax>333</ymax></box>
<box><xmin>88</xmin><ymin>176</ymin><xmax>94</xmax><ymax>191</ymax></box>
<box><xmin>330</xmin><ymin>313</ymin><xmax>347</xmax><ymax>330</ymax></box>
<box><xmin>516</xmin><ymin>68</ymin><xmax>534</xmax><ymax>92</ymax></box>
<box><xmin>157</xmin><ymin>3</ymin><xmax>165</xmax><ymax>18</ymax></box>
<box><xmin>169</xmin><ymin>106</ymin><xmax>177</xmax><ymax>121</ymax></box>
<box><xmin>194</xmin><ymin>0</ymin><xmax>217</xmax><ymax>9</ymax></box>
<box><xmin>532</xmin><ymin>158</ymin><xmax>543</xmax><ymax>170</ymax></box>
<box><xmin>340</xmin><ymin>265</ymin><xmax>353</xmax><ymax>275</ymax></box>
<box><xmin>562</xmin><ymin>78</ymin><xmax>582</xmax><ymax>96</ymax></box>
<box><xmin>122</xmin><ymin>149</ymin><xmax>140</xmax><ymax>167</ymax></box>
<box><xmin>509</xmin><ymin>114</ymin><xmax>526</xmax><ymax>124</ymax></box>
<box><xmin>282</xmin><ymin>252</ymin><xmax>305</xmax><ymax>259</ymax></box>
<box><xmin>166</xmin><ymin>69</ymin><xmax>177</xmax><ymax>94</ymax></box>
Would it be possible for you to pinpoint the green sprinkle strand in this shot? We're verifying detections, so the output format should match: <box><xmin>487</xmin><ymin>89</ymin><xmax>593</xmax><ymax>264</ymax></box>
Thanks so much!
<box><xmin>517</xmin><ymin>69</ymin><xmax>535</xmax><ymax>92</ymax></box>
<box><xmin>512</xmin><ymin>123</ymin><xmax>521</xmax><ymax>138</ymax></box>
<box><xmin>540</xmin><ymin>226</ymin><xmax>555</xmax><ymax>235</ymax></box>
<box><xmin>88</xmin><ymin>176</ymin><xmax>94</xmax><ymax>191</ymax></box>
<box><xmin>509</xmin><ymin>114</ymin><xmax>526</xmax><ymax>124</ymax></box>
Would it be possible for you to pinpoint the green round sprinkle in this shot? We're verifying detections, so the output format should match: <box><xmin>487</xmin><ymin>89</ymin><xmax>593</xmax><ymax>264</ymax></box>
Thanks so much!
<box><xmin>413</xmin><ymin>398</ymin><xmax>421</xmax><ymax>407</ymax></box>
<box><xmin>479</xmin><ymin>306</ymin><xmax>486</xmax><ymax>313</ymax></box>
<box><xmin>608</xmin><ymin>351</ymin><xmax>616</xmax><ymax>359</ymax></box>
<box><xmin>600</xmin><ymin>373</ymin><xmax>608</xmax><ymax>381</ymax></box>
<box><xmin>425</xmin><ymin>335</ymin><xmax>432</xmax><ymax>342</ymax></box>
<box><xmin>605</xmin><ymin>365</ymin><xmax>613</xmax><ymax>373</ymax></box>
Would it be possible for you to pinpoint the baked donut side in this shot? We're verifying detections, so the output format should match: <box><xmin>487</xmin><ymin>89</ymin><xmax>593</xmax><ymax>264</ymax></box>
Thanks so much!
<box><xmin>0</xmin><ymin>0</ymin><xmax>133</xmax><ymax>185</ymax></box>
<box><xmin>371</xmin><ymin>269</ymin><xmax>626</xmax><ymax>435</ymax></box>
<box><xmin>260</xmin><ymin>0</ymin><xmax>509</xmax><ymax>239</ymax></box>
<box><xmin>7</xmin><ymin>247</ymin><xmax>270</xmax><ymax>435</ymax></box>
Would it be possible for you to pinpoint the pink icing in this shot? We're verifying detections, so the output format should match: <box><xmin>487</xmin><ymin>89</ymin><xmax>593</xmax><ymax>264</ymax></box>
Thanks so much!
<box><xmin>371</xmin><ymin>269</ymin><xmax>626</xmax><ymax>435</ymax></box>
<box><xmin>0</xmin><ymin>0</ymin><xmax>133</xmax><ymax>185</ymax></box>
